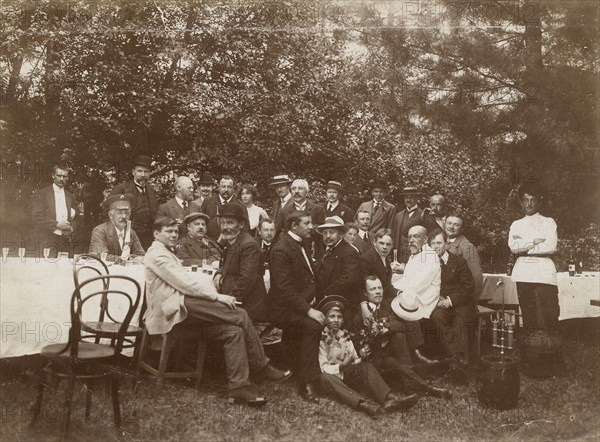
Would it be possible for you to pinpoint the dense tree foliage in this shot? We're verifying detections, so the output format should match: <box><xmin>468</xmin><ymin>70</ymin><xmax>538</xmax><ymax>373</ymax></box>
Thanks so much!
<box><xmin>1</xmin><ymin>0</ymin><xmax>598</xmax><ymax>269</ymax></box>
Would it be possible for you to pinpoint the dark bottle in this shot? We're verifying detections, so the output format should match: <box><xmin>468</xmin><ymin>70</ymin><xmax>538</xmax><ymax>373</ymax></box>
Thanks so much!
<box><xmin>568</xmin><ymin>253</ymin><xmax>576</xmax><ymax>277</ymax></box>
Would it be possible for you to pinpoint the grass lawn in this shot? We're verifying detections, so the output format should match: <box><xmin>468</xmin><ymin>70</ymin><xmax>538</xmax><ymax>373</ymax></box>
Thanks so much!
<box><xmin>1</xmin><ymin>319</ymin><xmax>599</xmax><ymax>442</ymax></box>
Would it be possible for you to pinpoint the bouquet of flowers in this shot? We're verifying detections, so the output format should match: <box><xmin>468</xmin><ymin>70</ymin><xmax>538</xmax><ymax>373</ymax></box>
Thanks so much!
<box><xmin>358</xmin><ymin>317</ymin><xmax>390</xmax><ymax>359</ymax></box>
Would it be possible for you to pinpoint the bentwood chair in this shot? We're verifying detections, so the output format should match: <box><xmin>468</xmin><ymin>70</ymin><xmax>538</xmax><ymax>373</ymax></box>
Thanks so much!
<box><xmin>31</xmin><ymin>274</ymin><xmax>141</xmax><ymax>437</ymax></box>
<box><xmin>73</xmin><ymin>254</ymin><xmax>144</xmax><ymax>362</ymax></box>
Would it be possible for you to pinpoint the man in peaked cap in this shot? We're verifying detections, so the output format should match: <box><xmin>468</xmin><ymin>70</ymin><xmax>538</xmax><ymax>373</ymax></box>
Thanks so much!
<box><xmin>89</xmin><ymin>193</ymin><xmax>145</xmax><ymax>262</ymax></box>
<box><xmin>176</xmin><ymin>212</ymin><xmax>222</xmax><ymax>267</ymax></box>
<box><xmin>110</xmin><ymin>155</ymin><xmax>158</xmax><ymax>250</ymax></box>
<box><xmin>269</xmin><ymin>174</ymin><xmax>293</xmax><ymax>222</ymax></box>
<box><xmin>156</xmin><ymin>176</ymin><xmax>202</xmax><ymax>238</ymax></box>
<box><xmin>213</xmin><ymin>203</ymin><xmax>268</xmax><ymax>322</ymax></box>
<box><xmin>356</xmin><ymin>178</ymin><xmax>396</xmax><ymax>234</ymax></box>
<box><xmin>322</xmin><ymin>180</ymin><xmax>354</xmax><ymax>223</ymax></box>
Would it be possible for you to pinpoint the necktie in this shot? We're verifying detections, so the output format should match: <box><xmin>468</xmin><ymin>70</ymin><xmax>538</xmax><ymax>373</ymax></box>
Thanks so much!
<box><xmin>373</xmin><ymin>202</ymin><xmax>380</xmax><ymax>214</ymax></box>
<box><xmin>364</xmin><ymin>232</ymin><xmax>369</xmax><ymax>243</ymax></box>
<box><xmin>327</xmin><ymin>204</ymin><xmax>333</xmax><ymax>214</ymax></box>
<box><xmin>182</xmin><ymin>201</ymin><xmax>188</xmax><ymax>214</ymax></box>
<box><xmin>136</xmin><ymin>185</ymin><xmax>145</xmax><ymax>194</ymax></box>
<box><xmin>118</xmin><ymin>231</ymin><xmax>124</xmax><ymax>249</ymax></box>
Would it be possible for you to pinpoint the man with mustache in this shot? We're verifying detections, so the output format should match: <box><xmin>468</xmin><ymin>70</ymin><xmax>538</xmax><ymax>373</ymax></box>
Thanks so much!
<box><xmin>213</xmin><ymin>203</ymin><xmax>268</xmax><ymax>322</ymax></box>
<box><xmin>256</xmin><ymin>218</ymin><xmax>276</xmax><ymax>273</ymax></box>
<box><xmin>110</xmin><ymin>155</ymin><xmax>158</xmax><ymax>250</ymax></box>
<box><xmin>353</xmin><ymin>210</ymin><xmax>373</xmax><ymax>254</ymax></box>
<box><xmin>391</xmin><ymin>186</ymin><xmax>425</xmax><ymax>264</ymax></box>
<box><xmin>274</xmin><ymin>179</ymin><xmax>325</xmax><ymax>259</ymax></box>
<box><xmin>269</xmin><ymin>174</ymin><xmax>293</xmax><ymax>222</ymax></box>
<box><xmin>192</xmin><ymin>172</ymin><xmax>215</xmax><ymax>206</ymax></box>
<box><xmin>157</xmin><ymin>176</ymin><xmax>202</xmax><ymax>238</ymax></box>
<box><xmin>421</xmin><ymin>194</ymin><xmax>448</xmax><ymax>233</ymax></box>
<box><xmin>176</xmin><ymin>212</ymin><xmax>222</xmax><ymax>267</ymax></box>
<box><xmin>200</xmin><ymin>175</ymin><xmax>244</xmax><ymax>241</ymax></box>
<box><xmin>356</xmin><ymin>178</ymin><xmax>396</xmax><ymax>234</ymax></box>
<box><xmin>89</xmin><ymin>194</ymin><xmax>145</xmax><ymax>263</ymax></box>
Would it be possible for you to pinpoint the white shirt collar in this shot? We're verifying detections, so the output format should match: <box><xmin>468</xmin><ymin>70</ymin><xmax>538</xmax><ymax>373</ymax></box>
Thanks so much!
<box><xmin>447</xmin><ymin>236</ymin><xmax>457</xmax><ymax>243</ymax></box>
<box><xmin>327</xmin><ymin>239</ymin><xmax>343</xmax><ymax>251</ymax></box>
<box><xmin>175</xmin><ymin>196</ymin><xmax>186</xmax><ymax>207</ymax></box>
<box><xmin>359</xmin><ymin>229</ymin><xmax>368</xmax><ymax>239</ymax></box>
<box><xmin>373</xmin><ymin>199</ymin><xmax>384</xmax><ymax>205</ymax></box>
<box><xmin>368</xmin><ymin>302</ymin><xmax>380</xmax><ymax>311</ymax></box>
<box><xmin>281</xmin><ymin>192</ymin><xmax>292</xmax><ymax>204</ymax></box>
<box><xmin>219</xmin><ymin>195</ymin><xmax>233</xmax><ymax>204</ymax></box>
<box><xmin>287</xmin><ymin>230</ymin><xmax>303</xmax><ymax>243</ymax></box>
<box><xmin>262</xmin><ymin>240</ymin><xmax>272</xmax><ymax>247</ymax></box>
<box><xmin>327</xmin><ymin>201</ymin><xmax>339</xmax><ymax>210</ymax></box>
<box><xmin>113</xmin><ymin>223</ymin><xmax>125</xmax><ymax>237</ymax></box>
<box><xmin>52</xmin><ymin>183</ymin><xmax>64</xmax><ymax>193</ymax></box>
<box><xmin>440</xmin><ymin>251</ymin><xmax>449</xmax><ymax>264</ymax></box>
<box><xmin>294</xmin><ymin>200</ymin><xmax>307</xmax><ymax>210</ymax></box>
<box><xmin>407</xmin><ymin>204</ymin><xmax>417</xmax><ymax>211</ymax></box>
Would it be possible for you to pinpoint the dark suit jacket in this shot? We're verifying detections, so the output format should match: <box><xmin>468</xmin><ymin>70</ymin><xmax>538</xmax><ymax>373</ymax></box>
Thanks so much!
<box><xmin>359</xmin><ymin>247</ymin><xmax>396</xmax><ymax>301</ymax></box>
<box><xmin>32</xmin><ymin>185</ymin><xmax>79</xmax><ymax>236</ymax></box>
<box><xmin>110</xmin><ymin>181</ymin><xmax>158</xmax><ymax>232</ymax></box>
<box><xmin>156</xmin><ymin>198</ymin><xmax>202</xmax><ymax>238</ymax></box>
<box><xmin>391</xmin><ymin>207</ymin><xmax>425</xmax><ymax>263</ymax></box>
<box><xmin>353</xmin><ymin>231</ymin><xmax>373</xmax><ymax>254</ymax></box>
<box><xmin>356</xmin><ymin>200</ymin><xmax>396</xmax><ymax>233</ymax></box>
<box><xmin>89</xmin><ymin>221</ymin><xmax>145</xmax><ymax>261</ymax></box>
<box><xmin>322</xmin><ymin>202</ymin><xmax>354</xmax><ymax>223</ymax></box>
<box><xmin>441</xmin><ymin>252</ymin><xmax>477</xmax><ymax>322</ymax></box>
<box><xmin>447</xmin><ymin>235</ymin><xmax>483</xmax><ymax>298</ymax></box>
<box><xmin>272</xmin><ymin>195</ymin><xmax>293</xmax><ymax>221</ymax></box>
<box><xmin>268</xmin><ymin>233</ymin><xmax>317</xmax><ymax>323</ymax></box>
<box><xmin>176</xmin><ymin>235</ymin><xmax>222</xmax><ymax>266</ymax></box>
<box><xmin>275</xmin><ymin>200</ymin><xmax>326</xmax><ymax>261</ymax></box>
<box><xmin>316</xmin><ymin>239</ymin><xmax>361</xmax><ymax>306</ymax></box>
<box><xmin>199</xmin><ymin>195</ymin><xmax>243</xmax><ymax>240</ymax></box>
<box><xmin>219</xmin><ymin>231</ymin><xmax>267</xmax><ymax>321</ymax></box>
<box><xmin>255</xmin><ymin>237</ymin><xmax>273</xmax><ymax>275</ymax></box>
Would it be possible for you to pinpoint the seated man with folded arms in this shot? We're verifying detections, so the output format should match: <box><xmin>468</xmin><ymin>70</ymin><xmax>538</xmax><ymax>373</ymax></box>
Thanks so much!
<box><xmin>350</xmin><ymin>276</ymin><xmax>450</xmax><ymax>398</ymax></box>
<box><xmin>143</xmin><ymin>216</ymin><xmax>289</xmax><ymax>406</ymax></box>
<box><xmin>89</xmin><ymin>194</ymin><xmax>145</xmax><ymax>263</ymax></box>
<box><xmin>317</xmin><ymin>296</ymin><xmax>419</xmax><ymax>416</ymax></box>
<box><xmin>390</xmin><ymin>225</ymin><xmax>442</xmax><ymax>364</ymax></box>
<box><xmin>428</xmin><ymin>228</ymin><xmax>477</xmax><ymax>381</ymax></box>
<box><xmin>177</xmin><ymin>212</ymin><xmax>222</xmax><ymax>267</ymax></box>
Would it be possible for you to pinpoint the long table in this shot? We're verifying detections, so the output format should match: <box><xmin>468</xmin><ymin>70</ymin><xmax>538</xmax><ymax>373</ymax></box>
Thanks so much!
<box><xmin>481</xmin><ymin>272</ymin><xmax>600</xmax><ymax>321</ymax></box>
<box><xmin>0</xmin><ymin>257</ymin><xmax>147</xmax><ymax>358</ymax></box>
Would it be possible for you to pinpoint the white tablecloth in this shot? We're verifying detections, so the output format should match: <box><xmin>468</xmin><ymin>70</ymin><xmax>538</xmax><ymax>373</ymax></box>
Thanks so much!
<box><xmin>481</xmin><ymin>272</ymin><xmax>600</xmax><ymax>321</ymax></box>
<box><xmin>0</xmin><ymin>257</ymin><xmax>146</xmax><ymax>358</ymax></box>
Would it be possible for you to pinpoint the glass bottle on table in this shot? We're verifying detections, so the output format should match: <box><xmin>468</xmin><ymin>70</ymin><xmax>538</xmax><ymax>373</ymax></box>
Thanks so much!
<box><xmin>568</xmin><ymin>252</ymin><xmax>576</xmax><ymax>277</ymax></box>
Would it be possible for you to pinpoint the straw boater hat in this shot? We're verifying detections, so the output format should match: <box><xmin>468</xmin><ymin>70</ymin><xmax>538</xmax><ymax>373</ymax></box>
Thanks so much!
<box><xmin>104</xmin><ymin>193</ymin><xmax>133</xmax><ymax>210</ymax></box>
<box><xmin>184</xmin><ymin>212</ymin><xmax>210</xmax><ymax>225</ymax></box>
<box><xmin>399</xmin><ymin>186</ymin><xmax>421</xmax><ymax>195</ymax></box>
<box><xmin>269</xmin><ymin>174</ymin><xmax>293</xmax><ymax>187</ymax></box>
<box><xmin>391</xmin><ymin>291</ymin><xmax>428</xmax><ymax>321</ymax></box>
<box><xmin>325</xmin><ymin>180</ymin><xmax>343</xmax><ymax>193</ymax></box>
<box><xmin>316</xmin><ymin>295</ymin><xmax>347</xmax><ymax>314</ymax></box>
<box><xmin>316</xmin><ymin>216</ymin><xmax>347</xmax><ymax>234</ymax></box>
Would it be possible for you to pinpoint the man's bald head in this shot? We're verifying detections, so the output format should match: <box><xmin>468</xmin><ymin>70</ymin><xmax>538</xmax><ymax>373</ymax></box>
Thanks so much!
<box><xmin>175</xmin><ymin>176</ymin><xmax>194</xmax><ymax>202</ymax></box>
<box><xmin>429</xmin><ymin>194</ymin><xmax>446</xmax><ymax>216</ymax></box>
<box><xmin>407</xmin><ymin>225</ymin><xmax>428</xmax><ymax>254</ymax></box>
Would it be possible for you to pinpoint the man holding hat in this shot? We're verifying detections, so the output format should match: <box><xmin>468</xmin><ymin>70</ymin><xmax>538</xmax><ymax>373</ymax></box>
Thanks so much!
<box><xmin>213</xmin><ymin>203</ymin><xmax>267</xmax><ymax>322</ymax></box>
<box><xmin>315</xmin><ymin>216</ymin><xmax>361</xmax><ymax>311</ymax></box>
<box><xmin>110</xmin><ymin>155</ymin><xmax>158</xmax><ymax>250</ymax></box>
<box><xmin>192</xmin><ymin>172</ymin><xmax>215</xmax><ymax>207</ymax></box>
<box><xmin>269</xmin><ymin>174</ymin><xmax>293</xmax><ymax>222</ymax></box>
<box><xmin>391</xmin><ymin>186</ymin><xmax>425</xmax><ymax>264</ymax></box>
<box><xmin>317</xmin><ymin>295</ymin><xmax>420</xmax><ymax>415</ymax></box>
<box><xmin>177</xmin><ymin>212</ymin><xmax>222</xmax><ymax>266</ymax></box>
<box><xmin>508</xmin><ymin>182</ymin><xmax>562</xmax><ymax>377</ymax></box>
<box><xmin>322</xmin><ymin>180</ymin><xmax>354</xmax><ymax>223</ymax></box>
<box><xmin>156</xmin><ymin>176</ymin><xmax>202</xmax><ymax>238</ymax></box>
<box><xmin>356</xmin><ymin>178</ymin><xmax>396</xmax><ymax>234</ymax></box>
<box><xmin>89</xmin><ymin>193</ymin><xmax>145</xmax><ymax>262</ymax></box>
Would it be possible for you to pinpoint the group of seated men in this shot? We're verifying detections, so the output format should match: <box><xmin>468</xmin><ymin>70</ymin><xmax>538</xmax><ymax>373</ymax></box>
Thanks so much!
<box><xmin>32</xmin><ymin>157</ymin><xmax>485</xmax><ymax>412</ymax></box>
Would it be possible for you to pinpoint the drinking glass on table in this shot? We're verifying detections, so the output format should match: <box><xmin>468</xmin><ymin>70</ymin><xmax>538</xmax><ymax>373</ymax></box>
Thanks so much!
<box><xmin>18</xmin><ymin>247</ymin><xmax>26</xmax><ymax>262</ymax></box>
<box><xmin>100</xmin><ymin>252</ymin><xmax>108</xmax><ymax>262</ymax></box>
<box><xmin>2</xmin><ymin>247</ymin><xmax>9</xmax><ymax>262</ymax></box>
<box><xmin>43</xmin><ymin>248</ymin><xmax>51</xmax><ymax>260</ymax></box>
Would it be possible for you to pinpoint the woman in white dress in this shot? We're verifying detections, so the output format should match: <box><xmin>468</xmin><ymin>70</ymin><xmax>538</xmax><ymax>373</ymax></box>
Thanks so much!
<box><xmin>239</xmin><ymin>184</ymin><xmax>268</xmax><ymax>237</ymax></box>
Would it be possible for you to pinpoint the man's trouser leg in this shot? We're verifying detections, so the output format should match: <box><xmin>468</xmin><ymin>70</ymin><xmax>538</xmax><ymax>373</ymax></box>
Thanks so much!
<box><xmin>184</xmin><ymin>297</ymin><xmax>269</xmax><ymax>376</ymax></box>
<box><xmin>343</xmin><ymin>362</ymin><xmax>391</xmax><ymax>405</ymax></box>
<box><xmin>318</xmin><ymin>374</ymin><xmax>368</xmax><ymax>409</ymax></box>
<box><xmin>430</xmin><ymin>307</ymin><xmax>467</xmax><ymax>358</ymax></box>
<box><xmin>516</xmin><ymin>282</ymin><xmax>561</xmax><ymax>376</ymax></box>
<box><xmin>389</xmin><ymin>317</ymin><xmax>423</xmax><ymax>352</ymax></box>
<box><xmin>281</xmin><ymin>317</ymin><xmax>322</xmax><ymax>384</ymax></box>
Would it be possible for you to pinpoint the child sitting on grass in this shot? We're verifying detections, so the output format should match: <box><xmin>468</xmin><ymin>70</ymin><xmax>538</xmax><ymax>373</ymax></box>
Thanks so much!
<box><xmin>317</xmin><ymin>295</ymin><xmax>420</xmax><ymax>417</ymax></box>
